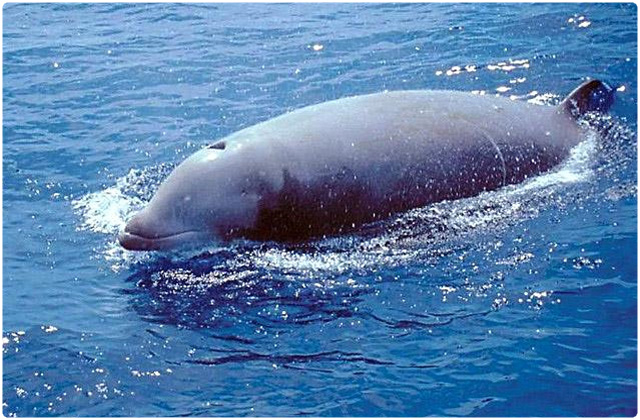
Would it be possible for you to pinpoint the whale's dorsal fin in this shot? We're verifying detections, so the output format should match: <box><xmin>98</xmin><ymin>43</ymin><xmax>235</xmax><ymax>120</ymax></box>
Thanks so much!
<box><xmin>559</xmin><ymin>79</ymin><xmax>615</xmax><ymax>119</ymax></box>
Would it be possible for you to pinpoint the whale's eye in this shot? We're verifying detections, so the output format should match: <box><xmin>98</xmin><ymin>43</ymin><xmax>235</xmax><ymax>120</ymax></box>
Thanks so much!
<box><xmin>207</xmin><ymin>141</ymin><xmax>226</xmax><ymax>150</ymax></box>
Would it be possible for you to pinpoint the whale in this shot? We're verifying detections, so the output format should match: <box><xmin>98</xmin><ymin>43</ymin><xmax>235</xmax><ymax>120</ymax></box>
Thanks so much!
<box><xmin>118</xmin><ymin>79</ymin><xmax>614</xmax><ymax>251</ymax></box>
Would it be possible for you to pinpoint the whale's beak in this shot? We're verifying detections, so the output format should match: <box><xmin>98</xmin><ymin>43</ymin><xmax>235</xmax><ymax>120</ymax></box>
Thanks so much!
<box><xmin>118</xmin><ymin>212</ymin><xmax>162</xmax><ymax>250</ymax></box>
<box><xmin>118</xmin><ymin>230</ymin><xmax>154</xmax><ymax>251</ymax></box>
<box><xmin>118</xmin><ymin>229</ymin><xmax>166</xmax><ymax>251</ymax></box>
<box><xmin>118</xmin><ymin>212</ymin><xmax>207</xmax><ymax>251</ymax></box>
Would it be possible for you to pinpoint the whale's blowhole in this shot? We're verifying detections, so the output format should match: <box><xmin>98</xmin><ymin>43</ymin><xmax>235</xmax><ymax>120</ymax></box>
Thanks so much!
<box><xmin>208</xmin><ymin>141</ymin><xmax>226</xmax><ymax>150</ymax></box>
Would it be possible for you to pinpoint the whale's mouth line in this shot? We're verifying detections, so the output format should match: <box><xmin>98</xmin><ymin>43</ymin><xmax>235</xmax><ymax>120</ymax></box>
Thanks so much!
<box><xmin>127</xmin><ymin>229</ymin><xmax>199</xmax><ymax>241</ymax></box>
<box><xmin>118</xmin><ymin>229</ymin><xmax>205</xmax><ymax>251</ymax></box>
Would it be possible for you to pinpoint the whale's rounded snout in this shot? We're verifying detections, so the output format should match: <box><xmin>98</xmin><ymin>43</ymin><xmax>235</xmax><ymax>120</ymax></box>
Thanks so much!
<box><xmin>118</xmin><ymin>211</ymin><xmax>160</xmax><ymax>251</ymax></box>
<box><xmin>118</xmin><ymin>210</ymin><xmax>207</xmax><ymax>251</ymax></box>
<box><xmin>117</xmin><ymin>230</ymin><xmax>146</xmax><ymax>251</ymax></box>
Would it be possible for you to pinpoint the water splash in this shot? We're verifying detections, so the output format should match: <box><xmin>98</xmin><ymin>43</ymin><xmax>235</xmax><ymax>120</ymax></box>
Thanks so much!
<box><xmin>72</xmin><ymin>178</ymin><xmax>143</xmax><ymax>235</ymax></box>
<box><xmin>71</xmin><ymin>164</ymin><xmax>175</xmax><ymax>270</ymax></box>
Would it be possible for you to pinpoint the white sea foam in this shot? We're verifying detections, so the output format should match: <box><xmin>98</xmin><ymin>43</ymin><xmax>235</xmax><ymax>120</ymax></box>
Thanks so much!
<box><xmin>72</xmin><ymin>183</ymin><xmax>143</xmax><ymax>235</ymax></box>
<box><xmin>72</xmin><ymin>170</ymin><xmax>153</xmax><ymax>270</ymax></box>
<box><xmin>517</xmin><ymin>133</ymin><xmax>596</xmax><ymax>191</ymax></box>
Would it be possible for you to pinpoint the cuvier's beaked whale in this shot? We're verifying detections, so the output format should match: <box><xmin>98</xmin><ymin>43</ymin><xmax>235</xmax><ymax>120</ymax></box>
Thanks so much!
<box><xmin>119</xmin><ymin>80</ymin><xmax>614</xmax><ymax>251</ymax></box>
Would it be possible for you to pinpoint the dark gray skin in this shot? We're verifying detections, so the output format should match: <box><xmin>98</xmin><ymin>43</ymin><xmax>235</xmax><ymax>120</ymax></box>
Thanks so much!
<box><xmin>119</xmin><ymin>80</ymin><xmax>614</xmax><ymax>250</ymax></box>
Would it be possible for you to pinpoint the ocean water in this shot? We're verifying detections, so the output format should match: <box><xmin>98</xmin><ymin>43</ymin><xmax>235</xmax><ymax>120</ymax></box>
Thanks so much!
<box><xmin>3</xmin><ymin>3</ymin><xmax>637</xmax><ymax>417</ymax></box>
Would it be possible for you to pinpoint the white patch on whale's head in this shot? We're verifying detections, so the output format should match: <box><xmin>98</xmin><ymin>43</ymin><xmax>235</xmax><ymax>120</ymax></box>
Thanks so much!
<box><xmin>118</xmin><ymin>145</ymin><xmax>259</xmax><ymax>251</ymax></box>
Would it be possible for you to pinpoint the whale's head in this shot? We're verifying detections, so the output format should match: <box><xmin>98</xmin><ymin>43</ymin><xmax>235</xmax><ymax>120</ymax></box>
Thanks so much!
<box><xmin>118</xmin><ymin>142</ymin><xmax>260</xmax><ymax>251</ymax></box>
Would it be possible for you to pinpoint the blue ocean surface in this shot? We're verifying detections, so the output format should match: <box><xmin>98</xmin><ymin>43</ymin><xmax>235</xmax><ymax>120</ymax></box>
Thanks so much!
<box><xmin>3</xmin><ymin>3</ymin><xmax>637</xmax><ymax>417</ymax></box>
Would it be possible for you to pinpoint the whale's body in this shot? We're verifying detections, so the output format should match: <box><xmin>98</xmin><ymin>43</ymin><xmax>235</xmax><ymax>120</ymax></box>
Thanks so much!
<box><xmin>119</xmin><ymin>80</ymin><xmax>614</xmax><ymax>250</ymax></box>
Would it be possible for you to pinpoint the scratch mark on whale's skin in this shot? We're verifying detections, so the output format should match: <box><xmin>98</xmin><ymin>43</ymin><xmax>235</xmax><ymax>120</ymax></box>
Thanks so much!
<box><xmin>118</xmin><ymin>80</ymin><xmax>614</xmax><ymax>250</ymax></box>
